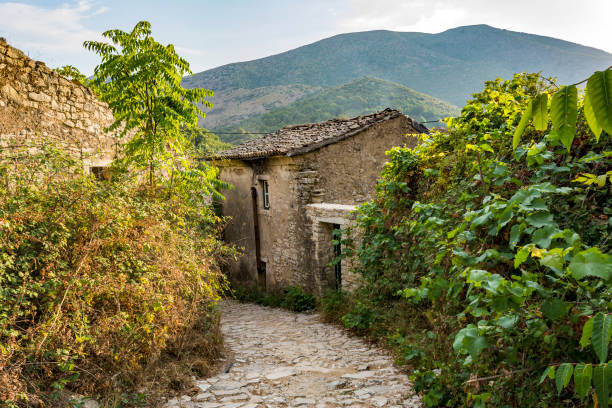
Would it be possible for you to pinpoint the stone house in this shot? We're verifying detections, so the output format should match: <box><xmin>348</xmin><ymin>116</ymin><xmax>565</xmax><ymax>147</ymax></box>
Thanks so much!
<box><xmin>0</xmin><ymin>39</ymin><xmax>118</xmax><ymax>175</ymax></box>
<box><xmin>212</xmin><ymin>109</ymin><xmax>427</xmax><ymax>295</ymax></box>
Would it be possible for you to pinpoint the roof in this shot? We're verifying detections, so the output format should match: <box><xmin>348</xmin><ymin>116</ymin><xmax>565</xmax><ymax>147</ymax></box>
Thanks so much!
<box><xmin>212</xmin><ymin>108</ymin><xmax>427</xmax><ymax>160</ymax></box>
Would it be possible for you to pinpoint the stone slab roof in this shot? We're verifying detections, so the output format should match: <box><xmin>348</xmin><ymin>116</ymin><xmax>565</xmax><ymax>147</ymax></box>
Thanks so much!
<box><xmin>212</xmin><ymin>108</ymin><xmax>427</xmax><ymax>160</ymax></box>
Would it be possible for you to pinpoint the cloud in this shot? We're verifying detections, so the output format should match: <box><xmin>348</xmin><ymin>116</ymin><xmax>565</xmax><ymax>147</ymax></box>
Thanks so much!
<box><xmin>175</xmin><ymin>46</ymin><xmax>205</xmax><ymax>57</ymax></box>
<box><xmin>337</xmin><ymin>0</ymin><xmax>612</xmax><ymax>52</ymax></box>
<box><xmin>0</xmin><ymin>0</ymin><xmax>106</xmax><ymax>57</ymax></box>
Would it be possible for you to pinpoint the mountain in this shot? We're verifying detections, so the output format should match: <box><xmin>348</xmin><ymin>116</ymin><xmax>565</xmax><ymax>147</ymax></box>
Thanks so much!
<box><xmin>184</xmin><ymin>25</ymin><xmax>612</xmax><ymax>138</ymax></box>
<box><xmin>216</xmin><ymin>76</ymin><xmax>459</xmax><ymax>144</ymax></box>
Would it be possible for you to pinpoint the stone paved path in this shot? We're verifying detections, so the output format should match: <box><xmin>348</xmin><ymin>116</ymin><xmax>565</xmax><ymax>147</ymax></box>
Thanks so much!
<box><xmin>165</xmin><ymin>301</ymin><xmax>421</xmax><ymax>408</ymax></box>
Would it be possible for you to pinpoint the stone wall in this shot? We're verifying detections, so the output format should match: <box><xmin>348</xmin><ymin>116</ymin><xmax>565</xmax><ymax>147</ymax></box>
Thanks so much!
<box><xmin>0</xmin><ymin>39</ymin><xmax>117</xmax><ymax>167</ymax></box>
<box><xmin>294</xmin><ymin>115</ymin><xmax>419</xmax><ymax>205</ymax></box>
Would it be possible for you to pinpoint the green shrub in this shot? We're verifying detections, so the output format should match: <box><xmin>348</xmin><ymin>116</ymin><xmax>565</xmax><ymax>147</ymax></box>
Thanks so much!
<box><xmin>341</xmin><ymin>301</ymin><xmax>376</xmax><ymax>330</ymax></box>
<box><xmin>232</xmin><ymin>285</ymin><xmax>314</xmax><ymax>312</ymax></box>
<box><xmin>0</xmin><ymin>146</ymin><xmax>231</xmax><ymax>406</ymax></box>
<box><xmin>281</xmin><ymin>286</ymin><xmax>315</xmax><ymax>312</ymax></box>
<box><xmin>338</xmin><ymin>73</ymin><xmax>612</xmax><ymax>407</ymax></box>
<box><xmin>320</xmin><ymin>289</ymin><xmax>350</xmax><ymax>322</ymax></box>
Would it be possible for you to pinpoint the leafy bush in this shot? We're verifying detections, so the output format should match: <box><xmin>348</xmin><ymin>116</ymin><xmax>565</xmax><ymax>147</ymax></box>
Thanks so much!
<box><xmin>281</xmin><ymin>286</ymin><xmax>315</xmax><ymax>312</ymax></box>
<box><xmin>339</xmin><ymin>73</ymin><xmax>611</xmax><ymax>407</ymax></box>
<box><xmin>320</xmin><ymin>289</ymin><xmax>351</xmax><ymax>322</ymax></box>
<box><xmin>232</xmin><ymin>285</ymin><xmax>315</xmax><ymax>312</ymax></box>
<box><xmin>341</xmin><ymin>301</ymin><xmax>377</xmax><ymax>330</ymax></box>
<box><xmin>0</xmin><ymin>146</ymin><xmax>231</xmax><ymax>406</ymax></box>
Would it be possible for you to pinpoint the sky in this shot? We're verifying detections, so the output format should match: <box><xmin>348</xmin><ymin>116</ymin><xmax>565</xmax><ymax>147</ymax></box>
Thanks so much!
<box><xmin>0</xmin><ymin>0</ymin><xmax>611</xmax><ymax>76</ymax></box>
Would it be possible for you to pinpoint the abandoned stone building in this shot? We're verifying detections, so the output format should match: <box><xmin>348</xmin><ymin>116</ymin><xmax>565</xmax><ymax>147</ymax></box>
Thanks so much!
<box><xmin>0</xmin><ymin>38</ymin><xmax>117</xmax><ymax>176</ymax></box>
<box><xmin>212</xmin><ymin>109</ymin><xmax>428</xmax><ymax>295</ymax></box>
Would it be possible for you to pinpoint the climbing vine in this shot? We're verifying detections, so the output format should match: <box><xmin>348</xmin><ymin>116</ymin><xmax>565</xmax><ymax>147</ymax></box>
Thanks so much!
<box><xmin>336</xmin><ymin>72</ymin><xmax>611</xmax><ymax>407</ymax></box>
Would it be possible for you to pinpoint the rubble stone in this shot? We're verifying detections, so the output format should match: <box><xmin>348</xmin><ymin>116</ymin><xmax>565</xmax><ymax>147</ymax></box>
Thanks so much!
<box><xmin>166</xmin><ymin>301</ymin><xmax>422</xmax><ymax>407</ymax></box>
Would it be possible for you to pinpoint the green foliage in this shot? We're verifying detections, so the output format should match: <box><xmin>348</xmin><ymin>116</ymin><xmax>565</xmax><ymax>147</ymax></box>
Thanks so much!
<box><xmin>281</xmin><ymin>287</ymin><xmax>316</xmax><ymax>312</ymax></box>
<box><xmin>341</xmin><ymin>302</ymin><xmax>376</xmax><ymax>330</ymax></box>
<box><xmin>85</xmin><ymin>21</ymin><xmax>213</xmax><ymax>185</ymax></box>
<box><xmin>336</xmin><ymin>72</ymin><xmax>611</xmax><ymax>406</ymax></box>
<box><xmin>182</xmin><ymin>126</ymin><xmax>232</xmax><ymax>156</ymax></box>
<box><xmin>54</xmin><ymin>65</ymin><xmax>89</xmax><ymax>85</ymax></box>
<box><xmin>232</xmin><ymin>285</ymin><xmax>315</xmax><ymax>312</ymax></box>
<box><xmin>0</xmin><ymin>145</ymin><xmax>231</xmax><ymax>405</ymax></box>
<box><xmin>586</xmin><ymin>70</ymin><xmax>612</xmax><ymax>136</ymax></box>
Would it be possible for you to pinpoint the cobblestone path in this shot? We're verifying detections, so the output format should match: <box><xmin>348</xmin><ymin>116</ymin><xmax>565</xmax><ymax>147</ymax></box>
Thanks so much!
<box><xmin>166</xmin><ymin>301</ymin><xmax>421</xmax><ymax>408</ymax></box>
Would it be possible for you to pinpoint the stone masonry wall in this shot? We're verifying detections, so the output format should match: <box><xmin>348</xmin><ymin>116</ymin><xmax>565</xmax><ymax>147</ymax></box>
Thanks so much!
<box><xmin>0</xmin><ymin>39</ymin><xmax>117</xmax><ymax>167</ymax></box>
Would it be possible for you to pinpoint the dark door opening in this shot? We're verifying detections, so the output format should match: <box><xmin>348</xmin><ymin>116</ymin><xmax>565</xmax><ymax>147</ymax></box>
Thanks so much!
<box><xmin>257</xmin><ymin>262</ymin><xmax>266</xmax><ymax>291</ymax></box>
<box><xmin>333</xmin><ymin>224</ymin><xmax>341</xmax><ymax>290</ymax></box>
<box><xmin>251</xmin><ymin>187</ymin><xmax>264</xmax><ymax>290</ymax></box>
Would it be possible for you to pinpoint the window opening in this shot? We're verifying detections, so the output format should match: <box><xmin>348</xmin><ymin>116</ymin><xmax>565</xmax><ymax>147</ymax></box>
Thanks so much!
<box><xmin>261</xmin><ymin>180</ymin><xmax>270</xmax><ymax>209</ymax></box>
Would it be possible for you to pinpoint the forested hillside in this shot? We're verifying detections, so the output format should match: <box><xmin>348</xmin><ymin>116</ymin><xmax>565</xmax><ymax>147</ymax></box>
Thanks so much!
<box><xmin>216</xmin><ymin>77</ymin><xmax>459</xmax><ymax>144</ymax></box>
<box><xmin>183</xmin><ymin>24</ymin><xmax>612</xmax><ymax>135</ymax></box>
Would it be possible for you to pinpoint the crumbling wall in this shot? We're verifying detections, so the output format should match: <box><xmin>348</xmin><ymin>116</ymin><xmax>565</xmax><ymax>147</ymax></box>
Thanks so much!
<box><xmin>0</xmin><ymin>39</ymin><xmax>117</xmax><ymax>167</ymax></box>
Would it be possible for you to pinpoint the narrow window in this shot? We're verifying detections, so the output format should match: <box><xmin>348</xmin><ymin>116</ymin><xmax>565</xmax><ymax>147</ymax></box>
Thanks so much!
<box><xmin>261</xmin><ymin>180</ymin><xmax>270</xmax><ymax>209</ymax></box>
<box><xmin>333</xmin><ymin>224</ymin><xmax>342</xmax><ymax>290</ymax></box>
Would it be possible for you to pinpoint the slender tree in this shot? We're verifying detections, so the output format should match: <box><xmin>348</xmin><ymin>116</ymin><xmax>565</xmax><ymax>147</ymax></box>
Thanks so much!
<box><xmin>85</xmin><ymin>21</ymin><xmax>213</xmax><ymax>185</ymax></box>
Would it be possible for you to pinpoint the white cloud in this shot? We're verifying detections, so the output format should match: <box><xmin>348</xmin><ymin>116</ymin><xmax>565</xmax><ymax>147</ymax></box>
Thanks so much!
<box><xmin>337</xmin><ymin>0</ymin><xmax>612</xmax><ymax>52</ymax></box>
<box><xmin>176</xmin><ymin>46</ymin><xmax>205</xmax><ymax>57</ymax></box>
<box><xmin>0</xmin><ymin>0</ymin><xmax>106</xmax><ymax>58</ymax></box>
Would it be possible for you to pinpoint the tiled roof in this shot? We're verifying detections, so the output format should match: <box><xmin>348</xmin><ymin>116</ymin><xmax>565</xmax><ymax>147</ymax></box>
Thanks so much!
<box><xmin>212</xmin><ymin>108</ymin><xmax>427</xmax><ymax>160</ymax></box>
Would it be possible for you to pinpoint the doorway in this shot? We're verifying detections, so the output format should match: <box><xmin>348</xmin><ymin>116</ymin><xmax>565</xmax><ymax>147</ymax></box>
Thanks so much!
<box><xmin>332</xmin><ymin>224</ymin><xmax>342</xmax><ymax>290</ymax></box>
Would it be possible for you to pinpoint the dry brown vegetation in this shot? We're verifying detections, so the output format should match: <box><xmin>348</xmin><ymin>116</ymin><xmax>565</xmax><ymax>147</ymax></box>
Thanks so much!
<box><xmin>0</xmin><ymin>145</ymin><xmax>233</xmax><ymax>407</ymax></box>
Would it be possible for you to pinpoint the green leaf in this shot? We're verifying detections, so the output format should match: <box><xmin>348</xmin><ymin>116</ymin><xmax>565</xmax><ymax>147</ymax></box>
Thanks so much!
<box><xmin>453</xmin><ymin>326</ymin><xmax>488</xmax><ymax>359</ymax></box>
<box><xmin>509</xmin><ymin>223</ymin><xmax>523</xmax><ymax>248</ymax></box>
<box><xmin>586</xmin><ymin>69</ymin><xmax>612</xmax><ymax>136</ymax></box>
<box><xmin>514</xmin><ymin>246</ymin><xmax>530</xmax><ymax>268</ymax></box>
<box><xmin>542</xmin><ymin>298</ymin><xmax>569</xmax><ymax>321</ymax></box>
<box><xmin>584</xmin><ymin>86</ymin><xmax>603</xmax><ymax>141</ymax></box>
<box><xmin>593</xmin><ymin>364</ymin><xmax>611</xmax><ymax>408</ymax></box>
<box><xmin>550</xmin><ymin>86</ymin><xmax>578</xmax><ymax>151</ymax></box>
<box><xmin>496</xmin><ymin>314</ymin><xmax>518</xmax><ymax>329</ymax></box>
<box><xmin>574</xmin><ymin>363</ymin><xmax>593</xmax><ymax>401</ymax></box>
<box><xmin>526</xmin><ymin>212</ymin><xmax>553</xmax><ymax>228</ymax></box>
<box><xmin>556</xmin><ymin>363</ymin><xmax>573</xmax><ymax>395</ymax></box>
<box><xmin>513</xmin><ymin>100</ymin><xmax>533</xmax><ymax>150</ymax></box>
<box><xmin>581</xmin><ymin>318</ymin><xmax>594</xmax><ymax>348</ymax></box>
<box><xmin>540</xmin><ymin>366</ymin><xmax>555</xmax><ymax>384</ymax></box>
<box><xmin>539</xmin><ymin>248</ymin><xmax>565</xmax><ymax>273</ymax></box>
<box><xmin>532</xmin><ymin>93</ymin><xmax>549</xmax><ymax>131</ymax></box>
<box><xmin>532</xmin><ymin>225</ymin><xmax>556</xmax><ymax>249</ymax></box>
<box><xmin>569</xmin><ymin>248</ymin><xmax>612</xmax><ymax>281</ymax></box>
<box><xmin>592</xmin><ymin>313</ymin><xmax>612</xmax><ymax>364</ymax></box>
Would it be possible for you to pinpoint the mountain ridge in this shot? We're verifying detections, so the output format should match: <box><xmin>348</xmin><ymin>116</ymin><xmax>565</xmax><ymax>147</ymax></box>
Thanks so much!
<box><xmin>215</xmin><ymin>76</ymin><xmax>459</xmax><ymax>144</ymax></box>
<box><xmin>183</xmin><ymin>24</ymin><xmax>612</xmax><ymax>137</ymax></box>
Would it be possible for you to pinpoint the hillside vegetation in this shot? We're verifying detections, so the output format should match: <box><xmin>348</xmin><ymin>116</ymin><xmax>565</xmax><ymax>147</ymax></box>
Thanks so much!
<box><xmin>323</xmin><ymin>73</ymin><xmax>611</xmax><ymax>407</ymax></box>
<box><xmin>184</xmin><ymin>25</ymin><xmax>612</xmax><ymax>132</ymax></box>
<box><xmin>0</xmin><ymin>146</ymin><xmax>232</xmax><ymax>406</ymax></box>
<box><xmin>215</xmin><ymin>77</ymin><xmax>459</xmax><ymax>144</ymax></box>
<box><xmin>0</xmin><ymin>21</ymin><xmax>233</xmax><ymax>407</ymax></box>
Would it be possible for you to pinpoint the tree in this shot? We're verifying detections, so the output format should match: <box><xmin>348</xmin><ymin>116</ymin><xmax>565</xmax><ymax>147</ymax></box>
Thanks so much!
<box><xmin>84</xmin><ymin>21</ymin><xmax>213</xmax><ymax>186</ymax></box>
<box><xmin>54</xmin><ymin>65</ymin><xmax>89</xmax><ymax>85</ymax></box>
